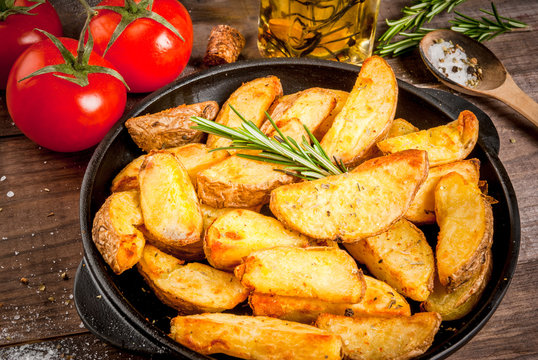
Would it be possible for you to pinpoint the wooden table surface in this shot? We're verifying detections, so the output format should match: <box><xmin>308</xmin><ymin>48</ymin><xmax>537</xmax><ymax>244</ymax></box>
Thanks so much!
<box><xmin>1</xmin><ymin>0</ymin><xmax>536</xmax><ymax>359</ymax></box>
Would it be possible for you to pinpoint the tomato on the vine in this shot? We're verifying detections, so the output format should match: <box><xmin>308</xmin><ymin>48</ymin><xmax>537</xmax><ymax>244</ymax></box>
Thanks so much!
<box><xmin>0</xmin><ymin>0</ymin><xmax>62</xmax><ymax>89</ymax></box>
<box><xmin>6</xmin><ymin>36</ymin><xmax>127</xmax><ymax>152</ymax></box>
<box><xmin>89</xmin><ymin>0</ymin><xmax>193</xmax><ymax>93</ymax></box>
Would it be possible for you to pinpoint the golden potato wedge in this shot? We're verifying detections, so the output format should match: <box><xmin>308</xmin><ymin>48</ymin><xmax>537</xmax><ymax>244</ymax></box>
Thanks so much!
<box><xmin>377</xmin><ymin>110</ymin><xmax>479</xmax><ymax>167</ymax></box>
<box><xmin>315</xmin><ymin>312</ymin><xmax>442</xmax><ymax>360</ymax></box>
<box><xmin>204</xmin><ymin>209</ymin><xmax>311</xmax><ymax>271</ymax></box>
<box><xmin>405</xmin><ymin>159</ymin><xmax>481</xmax><ymax>224</ymax></box>
<box><xmin>320</xmin><ymin>56</ymin><xmax>398</xmax><ymax>167</ymax></box>
<box><xmin>110</xmin><ymin>143</ymin><xmax>229</xmax><ymax>192</ymax></box>
<box><xmin>250</xmin><ymin>275</ymin><xmax>410</xmax><ymax>324</ymax></box>
<box><xmin>262</xmin><ymin>117</ymin><xmax>310</xmax><ymax>144</ymax></box>
<box><xmin>125</xmin><ymin>101</ymin><xmax>219</xmax><ymax>152</ymax></box>
<box><xmin>313</xmin><ymin>89</ymin><xmax>349</xmax><ymax>140</ymax></box>
<box><xmin>170</xmin><ymin>313</ymin><xmax>342</xmax><ymax>360</ymax></box>
<box><xmin>435</xmin><ymin>171</ymin><xmax>494</xmax><ymax>290</ymax></box>
<box><xmin>139</xmin><ymin>151</ymin><xmax>203</xmax><ymax>254</ymax></box>
<box><xmin>387</xmin><ymin>118</ymin><xmax>419</xmax><ymax>138</ymax></box>
<box><xmin>137</xmin><ymin>245</ymin><xmax>248</xmax><ymax>314</ymax></box>
<box><xmin>196</xmin><ymin>154</ymin><xmax>295</xmax><ymax>208</ymax></box>
<box><xmin>92</xmin><ymin>190</ymin><xmax>145</xmax><ymax>275</ymax></box>
<box><xmin>270</xmin><ymin>150</ymin><xmax>429</xmax><ymax>242</ymax></box>
<box><xmin>234</xmin><ymin>246</ymin><xmax>366</xmax><ymax>304</ymax></box>
<box><xmin>206</xmin><ymin>76</ymin><xmax>283</xmax><ymax>150</ymax></box>
<box><xmin>344</xmin><ymin>219</ymin><xmax>435</xmax><ymax>302</ymax></box>
<box><xmin>260</xmin><ymin>87</ymin><xmax>337</xmax><ymax>135</ymax></box>
<box><xmin>422</xmin><ymin>249</ymin><xmax>492</xmax><ymax>321</ymax></box>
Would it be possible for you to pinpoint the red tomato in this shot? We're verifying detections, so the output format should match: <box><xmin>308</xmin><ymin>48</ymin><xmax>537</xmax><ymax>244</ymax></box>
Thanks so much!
<box><xmin>0</xmin><ymin>0</ymin><xmax>62</xmax><ymax>89</ymax></box>
<box><xmin>6</xmin><ymin>37</ymin><xmax>127</xmax><ymax>152</ymax></box>
<box><xmin>89</xmin><ymin>0</ymin><xmax>193</xmax><ymax>93</ymax></box>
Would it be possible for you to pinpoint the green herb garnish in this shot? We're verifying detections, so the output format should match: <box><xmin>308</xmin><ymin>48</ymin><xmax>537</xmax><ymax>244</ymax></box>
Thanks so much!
<box><xmin>191</xmin><ymin>105</ymin><xmax>347</xmax><ymax>181</ymax></box>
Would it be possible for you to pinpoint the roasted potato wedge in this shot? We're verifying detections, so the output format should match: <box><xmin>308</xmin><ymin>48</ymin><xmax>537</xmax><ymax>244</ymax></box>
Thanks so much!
<box><xmin>196</xmin><ymin>154</ymin><xmax>295</xmax><ymax>208</ymax></box>
<box><xmin>262</xmin><ymin>117</ymin><xmax>310</xmax><ymax>144</ymax></box>
<box><xmin>315</xmin><ymin>312</ymin><xmax>442</xmax><ymax>360</ymax></box>
<box><xmin>321</xmin><ymin>56</ymin><xmax>398</xmax><ymax>167</ymax></box>
<box><xmin>377</xmin><ymin>110</ymin><xmax>479</xmax><ymax>167</ymax></box>
<box><xmin>405</xmin><ymin>159</ymin><xmax>481</xmax><ymax>224</ymax></box>
<box><xmin>234</xmin><ymin>246</ymin><xmax>366</xmax><ymax>304</ymax></box>
<box><xmin>260</xmin><ymin>87</ymin><xmax>337</xmax><ymax>135</ymax></box>
<box><xmin>345</xmin><ymin>219</ymin><xmax>435</xmax><ymax>302</ymax></box>
<box><xmin>387</xmin><ymin>118</ymin><xmax>419</xmax><ymax>138</ymax></box>
<box><xmin>110</xmin><ymin>143</ymin><xmax>229</xmax><ymax>192</ymax></box>
<box><xmin>92</xmin><ymin>190</ymin><xmax>145</xmax><ymax>274</ymax></box>
<box><xmin>422</xmin><ymin>249</ymin><xmax>492</xmax><ymax>320</ymax></box>
<box><xmin>137</xmin><ymin>245</ymin><xmax>248</xmax><ymax>314</ymax></box>
<box><xmin>270</xmin><ymin>150</ymin><xmax>429</xmax><ymax>242</ymax></box>
<box><xmin>204</xmin><ymin>209</ymin><xmax>311</xmax><ymax>271</ymax></box>
<box><xmin>435</xmin><ymin>171</ymin><xmax>494</xmax><ymax>290</ymax></box>
<box><xmin>206</xmin><ymin>76</ymin><xmax>283</xmax><ymax>150</ymax></box>
<box><xmin>139</xmin><ymin>151</ymin><xmax>203</xmax><ymax>254</ymax></box>
<box><xmin>250</xmin><ymin>275</ymin><xmax>410</xmax><ymax>324</ymax></box>
<box><xmin>313</xmin><ymin>89</ymin><xmax>349</xmax><ymax>140</ymax></box>
<box><xmin>125</xmin><ymin>101</ymin><xmax>219</xmax><ymax>152</ymax></box>
<box><xmin>170</xmin><ymin>313</ymin><xmax>342</xmax><ymax>360</ymax></box>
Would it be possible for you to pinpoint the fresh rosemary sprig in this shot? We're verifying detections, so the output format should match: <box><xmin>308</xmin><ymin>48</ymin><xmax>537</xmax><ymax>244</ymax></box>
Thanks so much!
<box><xmin>376</xmin><ymin>2</ymin><xmax>528</xmax><ymax>57</ymax></box>
<box><xmin>450</xmin><ymin>3</ymin><xmax>529</xmax><ymax>42</ymax></box>
<box><xmin>190</xmin><ymin>106</ymin><xmax>347</xmax><ymax>181</ymax></box>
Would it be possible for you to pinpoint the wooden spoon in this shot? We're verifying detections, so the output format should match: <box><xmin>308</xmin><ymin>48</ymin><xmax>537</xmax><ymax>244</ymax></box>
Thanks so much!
<box><xmin>419</xmin><ymin>29</ymin><xmax>538</xmax><ymax>127</ymax></box>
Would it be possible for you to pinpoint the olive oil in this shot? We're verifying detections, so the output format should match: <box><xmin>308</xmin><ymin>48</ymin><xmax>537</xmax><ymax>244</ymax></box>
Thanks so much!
<box><xmin>258</xmin><ymin>0</ymin><xmax>380</xmax><ymax>64</ymax></box>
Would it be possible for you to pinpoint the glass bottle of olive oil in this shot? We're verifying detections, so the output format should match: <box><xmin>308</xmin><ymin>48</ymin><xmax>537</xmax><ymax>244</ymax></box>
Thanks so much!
<box><xmin>258</xmin><ymin>0</ymin><xmax>380</xmax><ymax>64</ymax></box>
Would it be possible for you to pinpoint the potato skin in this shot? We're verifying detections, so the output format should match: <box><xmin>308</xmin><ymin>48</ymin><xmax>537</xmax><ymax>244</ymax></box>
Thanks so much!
<box><xmin>206</xmin><ymin>76</ymin><xmax>283</xmax><ymax>150</ymax></box>
<box><xmin>315</xmin><ymin>312</ymin><xmax>442</xmax><ymax>360</ymax></box>
<box><xmin>422</xmin><ymin>249</ymin><xmax>492</xmax><ymax>320</ymax></box>
<box><xmin>250</xmin><ymin>275</ymin><xmax>410</xmax><ymax>324</ymax></box>
<box><xmin>234</xmin><ymin>246</ymin><xmax>366</xmax><ymax>304</ymax></box>
<box><xmin>270</xmin><ymin>149</ymin><xmax>429</xmax><ymax>242</ymax></box>
<box><xmin>125</xmin><ymin>101</ymin><xmax>219</xmax><ymax>152</ymax></box>
<box><xmin>204</xmin><ymin>209</ymin><xmax>311</xmax><ymax>271</ymax></box>
<box><xmin>345</xmin><ymin>219</ymin><xmax>435</xmax><ymax>302</ymax></box>
<box><xmin>170</xmin><ymin>313</ymin><xmax>342</xmax><ymax>360</ymax></box>
<box><xmin>321</xmin><ymin>55</ymin><xmax>398</xmax><ymax>167</ymax></box>
<box><xmin>435</xmin><ymin>172</ymin><xmax>494</xmax><ymax>291</ymax></box>
<box><xmin>137</xmin><ymin>245</ymin><xmax>248</xmax><ymax>314</ymax></box>
<box><xmin>405</xmin><ymin>159</ymin><xmax>481</xmax><ymax>224</ymax></box>
<box><xmin>92</xmin><ymin>190</ymin><xmax>145</xmax><ymax>275</ymax></box>
<box><xmin>377</xmin><ymin>110</ymin><xmax>479</xmax><ymax>167</ymax></box>
<box><xmin>139</xmin><ymin>151</ymin><xmax>203</xmax><ymax>253</ymax></box>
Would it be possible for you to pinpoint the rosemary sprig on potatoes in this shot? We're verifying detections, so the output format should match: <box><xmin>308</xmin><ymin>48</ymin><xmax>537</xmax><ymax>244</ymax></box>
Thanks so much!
<box><xmin>191</xmin><ymin>105</ymin><xmax>347</xmax><ymax>181</ymax></box>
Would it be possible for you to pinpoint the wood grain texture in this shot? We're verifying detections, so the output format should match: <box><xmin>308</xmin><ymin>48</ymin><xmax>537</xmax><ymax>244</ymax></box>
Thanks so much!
<box><xmin>0</xmin><ymin>0</ymin><xmax>536</xmax><ymax>359</ymax></box>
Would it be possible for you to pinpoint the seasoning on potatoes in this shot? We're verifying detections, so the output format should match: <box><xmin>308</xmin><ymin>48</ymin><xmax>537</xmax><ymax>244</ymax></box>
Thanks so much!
<box><xmin>92</xmin><ymin>190</ymin><xmax>145</xmax><ymax>275</ymax></box>
<box><xmin>125</xmin><ymin>101</ymin><xmax>219</xmax><ymax>152</ymax></box>
<box><xmin>139</xmin><ymin>151</ymin><xmax>203</xmax><ymax>255</ymax></box>
<box><xmin>110</xmin><ymin>143</ymin><xmax>229</xmax><ymax>193</ymax></box>
<box><xmin>137</xmin><ymin>245</ymin><xmax>248</xmax><ymax>314</ymax></box>
<box><xmin>345</xmin><ymin>219</ymin><xmax>435</xmax><ymax>302</ymax></box>
<box><xmin>170</xmin><ymin>313</ymin><xmax>342</xmax><ymax>360</ymax></box>
<box><xmin>249</xmin><ymin>275</ymin><xmax>410</xmax><ymax>324</ymax></box>
<box><xmin>435</xmin><ymin>171</ymin><xmax>494</xmax><ymax>291</ymax></box>
<box><xmin>405</xmin><ymin>158</ymin><xmax>481</xmax><ymax>224</ymax></box>
<box><xmin>234</xmin><ymin>246</ymin><xmax>366</xmax><ymax>304</ymax></box>
<box><xmin>206</xmin><ymin>75</ymin><xmax>283</xmax><ymax>150</ymax></box>
<box><xmin>315</xmin><ymin>312</ymin><xmax>442</xmax><ymax>360</ymax></box>
<box><xmin>320</xmin><ymin>55</ymin><xmax>398</xmax><ymax>167</ymax></box>
<box><xmin>377</xmin><ymin>110</ymin><xmax>479</xmax><ymax>167</ymax></box>
<box><xmin>422</xmin><ymin>249</ymin><xmax>492</xmax><ymax>321</ymax></box>
<box><xmin>269</xmin><ymin>149</ymin><xmax>429</xmax><ymax>242</ymax></box>
<box><xmin>204</xmin><ymin>209</ymin><xmax>311</xmax><ymax>272</ymax></box>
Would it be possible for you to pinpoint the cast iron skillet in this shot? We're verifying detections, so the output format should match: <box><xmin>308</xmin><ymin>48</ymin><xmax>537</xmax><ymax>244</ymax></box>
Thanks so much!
<box><xmin>75</xmin><ymin>58</ymin><xmax>520</xmax><ymax>359</ymax></box>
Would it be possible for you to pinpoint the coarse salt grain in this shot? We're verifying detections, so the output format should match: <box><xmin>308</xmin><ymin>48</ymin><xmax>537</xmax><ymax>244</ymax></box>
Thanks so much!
<box><xmin>1</xmin><ymin>176</ymin><xmax>6</xmax><ymax>181</ymax></box>
<box><xmin>428</xmin><ymin>40</ymin><xmax>481</xmax><ymax>88</ymax></box>
<box><xmin>6</xmin><ymin>191</ymin><xmax>14</xmax><ymax>198</ymax></box>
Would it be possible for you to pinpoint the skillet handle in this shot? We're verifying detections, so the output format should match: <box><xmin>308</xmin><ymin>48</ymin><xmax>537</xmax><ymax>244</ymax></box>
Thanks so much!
<box><xmin>420</xmin><ymin>87</ymin><xmax>500</xmax><ymax>155</ymax></box>
<box><xmin>73</xmin><ymin>259</ymin><xmax>175</xmax><ymax>358</ymax></box>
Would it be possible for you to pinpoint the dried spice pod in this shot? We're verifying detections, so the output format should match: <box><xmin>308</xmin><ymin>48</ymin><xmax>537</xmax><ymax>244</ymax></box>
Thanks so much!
<box><xmin>203</xmin><ymin>25</ymin><xmax>245</xmax><ymax>66</ymax></box>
